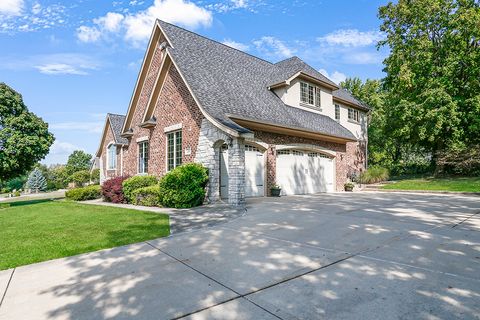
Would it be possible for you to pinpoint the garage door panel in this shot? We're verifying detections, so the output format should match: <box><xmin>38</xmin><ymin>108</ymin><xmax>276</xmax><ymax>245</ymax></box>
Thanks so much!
<box><xmin>245</xmin><ymin>146</ymin><xmax>265</xmax><ymax>197</ymax></box>
<box><xmin>276</xmin><ymin>149</ymin><xmax>334</xmax><ymax>195</ymax></box>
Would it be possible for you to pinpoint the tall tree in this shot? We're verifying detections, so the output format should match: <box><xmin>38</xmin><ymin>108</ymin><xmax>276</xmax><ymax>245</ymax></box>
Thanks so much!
<box><xmin>378</xmin><ymin>0</ymin><xmax>480</xmax><ymax>167</ymax></box>
<box><xmin>65</xmin><ymin>150</ymin><xmax>92</xmax><ymax>176</ymax></box>
<box><xmin>0</xmin><ymin>83</ymin><xmax>54</xmax><ymax>180</ymax></box>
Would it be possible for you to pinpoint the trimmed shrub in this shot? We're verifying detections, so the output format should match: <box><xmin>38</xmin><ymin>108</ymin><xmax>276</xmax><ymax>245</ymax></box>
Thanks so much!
<box><xmin>359</xmin><ymin>166</ymin><xmax>390</xmax><ymax>184</ymax></box>
<box><xmin>70</xmin><ymin>170</ymin><xmax>91</xmax><ymax>186</ymax></box>
<box><xmin>122</xmin><ymin>175</ymin><xmax>159</xmax><ymax>204</ymax></box>
<box><xmin>90</xmin><ymin>168</ymin><xmax>100</xmax><ymax>185</ymax></box>
<box><xmin>158</xmin><ymin>163</ymin><xmax>208</xmax><ymax>208</ymax></box>
<box><xmin>131</xmin><ymin>185</ymin><xmax>161</xmax><ymax>206</ymax></box>
<box><xmin>65</xmin><ymin>185</ymin><xmax>102</xmax><ymax>201</ymax></box>
<box><xmin>102</xmin><ymin>176</ymin><xmax>129</xmax><ymax>203</ymax></box>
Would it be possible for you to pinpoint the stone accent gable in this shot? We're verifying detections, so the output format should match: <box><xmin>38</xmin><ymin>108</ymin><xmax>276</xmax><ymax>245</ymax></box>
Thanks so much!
<box><xmin>121</xmin><ymin>64</ymin><xmax>204</xmax><ymax>177</ymax></box>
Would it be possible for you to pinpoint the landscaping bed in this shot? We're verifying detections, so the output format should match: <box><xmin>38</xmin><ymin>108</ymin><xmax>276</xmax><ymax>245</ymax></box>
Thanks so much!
<box><xmin>0</xmin><ymin>199</ymin><xmax>169</xmax><ymax>270</ymax></box>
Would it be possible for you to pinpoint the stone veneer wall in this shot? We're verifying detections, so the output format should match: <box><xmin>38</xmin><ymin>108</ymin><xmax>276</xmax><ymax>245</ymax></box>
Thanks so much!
<box><xmin>99</xmin><ymin>122</ymin><xmax>121</xmax><ymax>183</ymax></box>
<box><xmin>195</xmin><ymin>119</ymin><xmax>245</xmax><ymax>206</ymax></box>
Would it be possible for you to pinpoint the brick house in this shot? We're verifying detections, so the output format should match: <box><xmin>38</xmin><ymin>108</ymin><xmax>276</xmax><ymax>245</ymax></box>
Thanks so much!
<box><xmin>95</xmin><ymin>20</ymin><xmax>369</xmax><ymax>206</ymax></box>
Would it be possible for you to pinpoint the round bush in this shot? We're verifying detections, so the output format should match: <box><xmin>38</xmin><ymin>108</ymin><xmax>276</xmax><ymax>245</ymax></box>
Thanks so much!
<box><xmin>102</xmin><ymin>176</ymin><xmax>129</xmax><ymax>203</ymax></box>
<box><xmin>131</xmin><ymin>185</ymin><xmax>161</xmax><ymax>206</ymax></box>
<box><xmin>70</xmin><ymin>170</ymin><xmax>91</xmax><ymax>186</ymax></box>
<box><xmin>65</xmin><ymin>185</ymin><xmax>101</xmax><ymax>201</ymax></box>
<box><xmin>158</xmin><ymin>163</ymin><xmax>208</xmax><ymax>208</ymax></box>
<box><xmin>122</xmin><ymin>175</ymin><xmax>159</xmax><ymax>204</ymax></box>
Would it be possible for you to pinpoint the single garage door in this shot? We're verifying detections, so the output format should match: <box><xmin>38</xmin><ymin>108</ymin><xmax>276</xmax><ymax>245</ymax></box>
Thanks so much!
<box><xmin>220</xmin><ymin>144</ymin><xmax>265</xmax><ymax>199</ymax></box>
<box><xmin>245</xmin><ymin>144</ymin><xmax>265</xmax><ymax>197</ymax></box>
<box><xmin>276</xmin><ymin>149</ymin><xmax>334</xmax><ymax>195</ymax></box>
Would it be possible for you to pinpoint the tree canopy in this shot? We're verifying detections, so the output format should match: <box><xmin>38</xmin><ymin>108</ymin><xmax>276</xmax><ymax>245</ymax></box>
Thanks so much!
<box><xmin>65</xmin><ymin>150</ymin><xmax>92</xmax><ymax>176</ymax></box>
<box><xmin>0</xmin><ymin>83</ymin><xmax>54</xmax><ymax>181</ymax></box>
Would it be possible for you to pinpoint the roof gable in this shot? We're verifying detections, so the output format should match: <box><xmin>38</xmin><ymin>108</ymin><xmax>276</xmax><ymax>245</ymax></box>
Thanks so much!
<box><xmin>95</xmin><ymin>113</ymin><xmax>127</xmax><ymax>157</ymax></box>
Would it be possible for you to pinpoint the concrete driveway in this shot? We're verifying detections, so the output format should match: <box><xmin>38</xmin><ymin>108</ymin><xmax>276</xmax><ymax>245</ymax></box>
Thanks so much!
<box><xmin>1</xmin><ymin>192</ymin><xmax>479</xmax><ymax>320</ymax></box>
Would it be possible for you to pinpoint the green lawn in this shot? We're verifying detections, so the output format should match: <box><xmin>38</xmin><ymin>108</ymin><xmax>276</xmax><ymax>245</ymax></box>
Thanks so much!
<box><xmin>382</xmin><ymin>176</ymin><xmax>480</xmax><ymax>192</ymax></box>
<box><xmin>0</xmin><ymin>200</ymin><xmax>169</xmax><ymax>270</ymax></box>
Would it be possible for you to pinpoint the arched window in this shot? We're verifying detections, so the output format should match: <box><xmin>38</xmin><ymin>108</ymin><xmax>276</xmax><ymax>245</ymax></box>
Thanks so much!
<box><xmin>107</xmin><ymin>144</ymin><xmax>116</xmax><ymax>170</ymax></box>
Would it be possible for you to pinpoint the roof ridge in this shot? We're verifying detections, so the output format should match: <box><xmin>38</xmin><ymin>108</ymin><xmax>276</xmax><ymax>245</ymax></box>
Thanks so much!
<box><xmin>157</xmin><ymin>19</ymin><xmax>275</xmax><ymax>67</ymax></box>
<box><xmin>107</xmin><ymin>113</ymin><xmax>125</xmax><ymax>117</ymax></box>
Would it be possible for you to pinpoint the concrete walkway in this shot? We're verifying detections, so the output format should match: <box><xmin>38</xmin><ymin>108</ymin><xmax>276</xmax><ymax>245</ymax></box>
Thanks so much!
<box><xmin>1</xmin><ymin>192</ymin><xmax>479</xmax><ymax>319</ymax></box>
<box><xmin>81</xmin><ymin>199</ymin><xmax>245</xmax><ymax>234</ymax></box>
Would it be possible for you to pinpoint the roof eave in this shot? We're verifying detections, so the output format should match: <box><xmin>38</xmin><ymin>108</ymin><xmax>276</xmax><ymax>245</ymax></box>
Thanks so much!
<box><xmin>333</xmin><ymin>96</ymin><xmax>370</xmax><ymax>111</ymax></box>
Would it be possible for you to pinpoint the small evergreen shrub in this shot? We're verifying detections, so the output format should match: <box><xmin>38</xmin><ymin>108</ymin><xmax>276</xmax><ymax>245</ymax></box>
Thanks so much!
<box><xmin>102</xmin><ymin>176</ymin><xmax>129</xmax><ymax>203</ymax></box>
<box><xmin>66</xmin><ymin>185</ymin><xmax>101</xmax><ymax>201</ymax></box>
<box><xmin>158</xmin><ymin>163</ymin><xmax>208</xmax><ymax>208</ymax></box>
<box><xmin>26</xmin><ymin>168</ymin><xmax>47</xmax><ymax>192</ymax></box>
<box><xmin>122</xmin><ymin>175</ymin><xmax>159</xmax><ymax>203</ymax></box>
<box><xmin>131</xmin><ymin>185</ymin><xmax>161</xmax><ymax>206</ymax></box>
<box><xmin>359</xmin><ymin>166</ymin><xmax>390</xmax><ymax>184</ymax></box>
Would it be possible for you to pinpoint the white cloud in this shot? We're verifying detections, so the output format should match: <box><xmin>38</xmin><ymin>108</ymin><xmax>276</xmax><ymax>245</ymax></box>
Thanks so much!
<box><xmin>208</xmin><ymin>0</ymin><xmax>251</xmax><ymax>13</ymax></box>
<box><xmin>0</xmin><ymin>53</ymin><xmax>101</xmax><ymax>75</ymax></box>
<box><xmin>0</xmin><ymin>0</ymin><xmax>23</xmax><ymax>16</ymax></box>
<box><xmin>318</xmin><ymin>29</ymin><xmax>384</xmax><ymax>47</ymax></box>
<box><xmin>78</xmin><ymin>0</ymin><xmax>212</xmax><ymax>45</ymax></box>
<box><xmin>253</xmin><ymin>36</ymin><xmax>295</xmax><ymax>59</ymax></box>
<box><xmin>318</xmin><ymin>69</ymin><xmax>347</xmax><ymax>85</ymax></box>
<box><xmin>345</xmin><ymin>52</ymin><xmax>383</xmax><ymax>65</ymax></box>
<box><xmin>42</xmin><ymin>141</ymin><xmax>84</xmax><ymax>165</ymax></box>
<box><xmin>222</xmin><ymin>39</ymin><xmax>249</xmax><ymax>51</ymax></box>
<box><xmin>94</xmin><ymin>12</ymin><xmax>124</xmax><ymax>32</ymax></box>
<box><xmin>31</xmin><ymin>3</ymin><xmax>41</xmax><ymax>15</ymax></box>
<box><xmin>77</xmin><ymin>25</ymin><xmax>101</xmax><ymax>43</ymax></box>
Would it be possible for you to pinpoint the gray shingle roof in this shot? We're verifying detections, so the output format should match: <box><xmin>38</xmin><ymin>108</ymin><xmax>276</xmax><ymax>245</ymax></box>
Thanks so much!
<box><xmin>333</xmin><ymin>88</ymin><xmax>370</xmax><ymax>111</ymax></box>
<box><xmin>107</xmin><ymin>113</ymin><xmax>128</xmax><ymax>145</ymax></box>
<box><xmin>273</xmin><ymin>57</ymin><xmax>339</xmax><ymax>88</ymax></box>
<box><xmin>158</xmin><ymin>20</ymin><xmax>357</xmax><ymax>141</ymax></box>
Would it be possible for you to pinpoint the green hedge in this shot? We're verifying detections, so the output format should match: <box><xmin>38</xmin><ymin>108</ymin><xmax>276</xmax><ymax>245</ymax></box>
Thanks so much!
<box><xmin>159</xmin><ymin>163</ymin><xmax>208</xmax><ymax>208</ymax></box>
<box><xmin>131</xmin><ymin>185</ymin><xmax>161</xmax><ymax>206</ymax></box>
<box><xmin>122</xmin><ymin>175</ymin><xmax>159</xmax><ymax>204</ymax></box>
<box><xmin>359</xmin><ymin>166</ymin><xmax>390</xmax><ymax>184</ymax></box>
<box><xmin>65</xmin><ymin>185</ymin><xmax>102</xmax><ymax>201</ymax></box>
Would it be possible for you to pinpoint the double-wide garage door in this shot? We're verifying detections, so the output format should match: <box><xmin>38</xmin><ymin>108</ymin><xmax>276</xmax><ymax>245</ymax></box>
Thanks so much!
<box><xmin>276</xmin><ymin>149</ymin><xmax>334</xmax><ymax>195</ymax></box>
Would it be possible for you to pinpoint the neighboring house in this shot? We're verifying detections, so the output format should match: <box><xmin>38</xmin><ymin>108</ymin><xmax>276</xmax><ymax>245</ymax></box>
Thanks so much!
<box><xmin>96</xmin><ymin>20</ymin><xmax>369</xmax><ymax>206</ymax></box>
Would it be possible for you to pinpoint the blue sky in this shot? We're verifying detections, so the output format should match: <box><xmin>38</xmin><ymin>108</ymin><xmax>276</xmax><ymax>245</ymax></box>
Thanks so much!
<box><xmin>0</xmin><ymin>0</ymin><xmax>389</xmax><ymax>165</ymax></box>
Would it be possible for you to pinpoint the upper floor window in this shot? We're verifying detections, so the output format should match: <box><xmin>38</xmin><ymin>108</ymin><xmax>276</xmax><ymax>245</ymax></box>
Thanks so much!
<box><xmin>138</xmin><ymin>141</ymin><xmax>149</xmax><ymax>174</ymax></box>
<box><xmin>335</xmin><ymin>104</ymin><xmax>340</xmax><ymax>121</ymax></box>
<box><xmin>300</xmin><ymin>82</ymin><xmax>321</xmax><ymax>108</ymax></box>
<box><xmin>167</xmin><ymin>130</ymin><xmax>182</xmax><ymax>171</ymax></box>
<box><xmin>348</xmin><ymin>108</ymin><xmax>360</xmax><ymax>123</ymax></box>
<box><xmin>107</xmin><ymin>144</ymin><xmax>116</xmax><ymax>170</ymax></box>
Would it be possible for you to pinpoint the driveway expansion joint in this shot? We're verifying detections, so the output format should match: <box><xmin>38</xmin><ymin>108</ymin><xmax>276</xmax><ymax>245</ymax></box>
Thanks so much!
<box><xmin>0</xmin><ymin>268</ymin><xmax>15</xmax><ymax>309</ymax></box>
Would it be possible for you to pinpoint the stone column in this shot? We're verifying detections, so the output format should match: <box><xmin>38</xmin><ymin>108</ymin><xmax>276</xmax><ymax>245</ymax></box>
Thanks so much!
<box><xmin>228</xmin><ymin>138</ymin><xmax>245</xmax><ymax>206</ymax></box>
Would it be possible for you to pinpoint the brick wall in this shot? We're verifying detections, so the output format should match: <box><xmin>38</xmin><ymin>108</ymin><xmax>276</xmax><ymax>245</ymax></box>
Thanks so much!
<box><xmin>120</xmin><ymin>61</ymin><xmax>204</xmax><ymax>177</ymax></box>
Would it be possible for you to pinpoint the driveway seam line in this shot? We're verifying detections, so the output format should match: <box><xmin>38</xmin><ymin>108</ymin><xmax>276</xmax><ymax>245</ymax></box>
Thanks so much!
<box><xmin>0</xmin><ymin>268</ymin><xmax>15</xmax><ymax>309</ymax></box>
<box><xmin>450</xmin><ymin>210</ymin><xmax>480</xmax><ymax>229</ymax></box>
<box><xmin>144</xmin><ymin>241</ymin><xmax>284</xmax><ymax>320</ymax></box>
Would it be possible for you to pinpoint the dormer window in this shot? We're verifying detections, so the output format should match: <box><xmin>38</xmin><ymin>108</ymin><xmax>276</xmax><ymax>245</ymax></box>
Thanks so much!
<box><xmin>300</xmin><ymin>82</ymin><xmax>321</xmax><ymax>108</ymax></box>
<box><xmin>348</xmin><ymin>108</ymin><xmax>360</xmax><ymax>123</ymax></box>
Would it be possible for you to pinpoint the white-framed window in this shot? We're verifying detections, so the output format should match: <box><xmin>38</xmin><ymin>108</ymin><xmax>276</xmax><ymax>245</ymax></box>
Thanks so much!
<box><xmin>335</xmin><ymin>104</ymin><xmax>341</xmax><ymax>120</ymax></box>
<box><xmin>348</xmin><ymin>108</ymin><xmax>360</xmax><ymax>122</ymax></box>
<box><xmin>300</xmin><ymin>82</ymin><xmax>321</xmax><ymax>108</ymax></box>
<box><xmin>292</xmin><ymin>150</ymin><xmax>304</xmax><ymax>156</ymax></box>
<box><xmin>167</xmin><ymin>130</ymin><xmax>182</xmax><ymax>171</ymax></box>
<box><xmin>107</xmin><ymin>144</ymin><xmax>116</xmax><ymax>170</ymax></box>
<box><xmin>138</xmin><ymin>141</ymin><xmax>149</xmax><ymax>174</ymax></box>
<box><xmin>277</xmin><ymin>150</ymin><xmax>290</xmax><ymax>155</ymax></box>
<box><xmin>245</xmin><ymin>144</ymin><xmax>260</xmax><ymax>152</ymax></box>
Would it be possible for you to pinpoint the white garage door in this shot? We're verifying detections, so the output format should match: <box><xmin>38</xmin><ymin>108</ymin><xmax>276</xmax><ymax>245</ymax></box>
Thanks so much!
<box><xmin>245</xmin><ymin>145</ymin><xmax>265</xmax><ymax>197</ymax></box>
<box><xmin>276</xmin><ymin>149</ymin><xmax>334</xmax><ymax>195</ymax></box>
